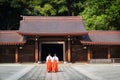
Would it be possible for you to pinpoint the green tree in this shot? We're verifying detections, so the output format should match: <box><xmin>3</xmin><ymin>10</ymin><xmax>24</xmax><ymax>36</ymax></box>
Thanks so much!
<box><xmin>0</xmin><ymin>0</ymin><xmax>85</xmax><ymax>30</ymax></box>
<box><xmin>0</xmin><ymin>0</ymin><xmax>20</xmax><ymax>30</ymax></box>
<box><xmin>82</xmin><ymin>0</ymin><xmax>120</xmax><ymax>30</ymax></box>
<box><xmin>0</xmin><ymin>0</ymin><xmax>43</xmax><ymax>29</ymax></box>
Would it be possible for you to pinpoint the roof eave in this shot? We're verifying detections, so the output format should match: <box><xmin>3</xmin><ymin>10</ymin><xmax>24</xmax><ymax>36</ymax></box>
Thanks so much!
<box><xmin>0</xmin><ymin>41</ymin><xmax>26</xmax><ymax>45</ymax></box>
<box><xmin>80</xmin><ymin>41</ymin><xmax>120</xmax><ymax>45</ymax></box>
<box><xmin>18</xmin><ymin>32</ymin><xmax>88</xmax><ymax>36</ymax></box>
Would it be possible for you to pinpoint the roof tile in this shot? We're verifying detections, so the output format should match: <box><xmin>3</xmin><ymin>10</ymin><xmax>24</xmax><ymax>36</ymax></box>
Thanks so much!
<box><xmin>0</xmin><ymin>31</ymin><xmax>25</xmax><ymax>45</ymax></box>
<box><xmin>19</xmin><ymin>16</ymin><xmax>87</xmax><ymax>36</ymax></box>
<box><xmin>81</xmin><ymin>31</ymin><xmax>120</xmax><ymax>45</ymax></box>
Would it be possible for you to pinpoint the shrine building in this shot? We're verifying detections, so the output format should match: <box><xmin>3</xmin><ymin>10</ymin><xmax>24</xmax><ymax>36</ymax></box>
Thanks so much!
<box><xmin>0</xmin><ymin>16</ymin><xmax>120</xmax><ymax>63</ymax></box>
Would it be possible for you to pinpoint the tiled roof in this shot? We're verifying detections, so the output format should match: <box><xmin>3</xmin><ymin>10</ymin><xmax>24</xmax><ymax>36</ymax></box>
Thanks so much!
<box><xmin>0</xmin><ymin>31</ymin><xmax>25</xmax><ymax>45</ymax></box>
<box><xmin>18</xmin><ymin>16</ymin><xmax>88</xmax><ymax>36</ymax></box>
<box><xmin>81</xmin><ymin>31</ymin><xmax>120</xmax><ymax>45</ymax></box>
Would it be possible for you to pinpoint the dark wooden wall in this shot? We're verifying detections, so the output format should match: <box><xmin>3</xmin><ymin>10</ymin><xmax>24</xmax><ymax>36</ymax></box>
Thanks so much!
<box><xmin>71</xmin><ymin>44</ymin><xmax>87</xmax><ymax>62</ymax></box>
<box><xmin>92</xmin><ymin>47</ymin><xmax>108</xmax><ymax>59</ymax></box>
<box><xmin>0</xmin><ymin>46</ymin><xmax>15</xmax><ymax>63</ymax></box>
<box><xmin>18</xmin><ymin>40</ymin><xmax>35</xmax><ymax>62</ymax></box>
<box><xmin>0</xmin><ymin>40</ymin><xmax>120</xmax><ymax>63</ymax></box>
<box><xmin>111</xmin><ymin>46</ymin><xmax>120</xmax><ymax>58</ymax></box>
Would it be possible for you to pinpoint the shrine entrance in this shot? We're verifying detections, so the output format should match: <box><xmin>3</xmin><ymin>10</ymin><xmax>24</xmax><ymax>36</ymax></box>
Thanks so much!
<box><xmin>41</xmin><ymin>42</ymin><xmax>65</xmax><ymax>61</ymax></box>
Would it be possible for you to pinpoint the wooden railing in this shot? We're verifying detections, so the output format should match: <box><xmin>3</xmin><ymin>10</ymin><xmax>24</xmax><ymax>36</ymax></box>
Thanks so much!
<box><xmin>90</xmin><ymin>58</ymin><xmax>120</xmax><ymax>63</ymax></box>
<box><xmin>111</xmin><ymin>58</ymin><xmax>120</xmax><ymax>63</ymax></box>
<box><xmin>89</xmin><ymin>59</ymin><xmax>111</xmax><ymax>63</ymax></box>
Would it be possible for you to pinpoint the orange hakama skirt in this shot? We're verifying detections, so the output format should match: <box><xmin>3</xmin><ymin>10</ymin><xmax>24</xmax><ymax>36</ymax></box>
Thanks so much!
<box><xmin>52</xmin><ymin>60</ymin><xmax>58</xmax><ymax>72</ymax></box>
<box><xmin>46</xmin><ymin>59</ymin><xmax>52</xmax><ymax>72</ymax></box>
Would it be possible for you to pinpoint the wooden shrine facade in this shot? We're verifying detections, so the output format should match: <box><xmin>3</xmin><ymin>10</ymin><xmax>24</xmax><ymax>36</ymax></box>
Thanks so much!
<box><xmin>0</xmin><ymin>16</ymin><xmax>120</xmax><ymax>63</ymax></box>
<box><xmin>81</xmin><ymin>31</ymin><xmax>120</xmax><ymax>63</ymax></box>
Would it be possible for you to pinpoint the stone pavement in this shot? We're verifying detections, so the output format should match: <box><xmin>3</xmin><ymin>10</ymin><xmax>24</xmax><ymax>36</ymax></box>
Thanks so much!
<box><xmin>18</xmin><ymin>64</ymin><xmax>90</xmax><ymax>80</ymax></box>
<box><xmin>1</xmin><ymin>63</ymin><xmax>120</xmax><ymax>80</ymax></box>
<box><xmin>0</xmin><ymin>63</ymin><xmax>34</xmax><ymax>80</ymax></box>
<box><xmin>72</xmin><ymin>63</ymin><xmax>120</xmax><ymax>80</ymax></box>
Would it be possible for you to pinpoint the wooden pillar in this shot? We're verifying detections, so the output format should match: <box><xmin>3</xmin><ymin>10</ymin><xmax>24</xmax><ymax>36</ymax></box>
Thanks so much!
<box><xmin>15</xmin><ymin>47</ymin><xmax>18</xmax><ymax>63</ymax></box>
<box><xmin>68</xmin><ymin>37</ymin><xmax>71</xmax><ymax>62</ymax></box>
<box><xmin>63</xmin><ymin>42</ymin><xmax>66</xmax><ymax>62</ymax></box>
<box><xmin>108</xmin><ymin>47</ymin><xmax>111</xmax><ymax>59</ymax></box>
<box><xmin>39</xmin><ymin>42</ymin><xmax>41</xmax><ymax>62</ymax></box>
<box><xmin>87</xmin><ymin>47</ymin><xmax>91</xmax><ymax>62</ymax></box>
<box><xmin>35</xmin><ymin>40</ymin><xmax>39</xmax><ymax>63</ymax></box>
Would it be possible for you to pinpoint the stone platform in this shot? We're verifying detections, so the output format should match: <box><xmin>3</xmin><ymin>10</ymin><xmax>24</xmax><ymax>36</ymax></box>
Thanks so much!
<box><xmin>1</xmin><ymin>63</ymin><xmax>120</xmax><ymax>80</ymax></box>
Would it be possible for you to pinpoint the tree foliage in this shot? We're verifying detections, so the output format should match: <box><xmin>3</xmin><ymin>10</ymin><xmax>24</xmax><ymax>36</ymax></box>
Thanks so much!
<box><xmin>0</xmin><ymin>0</ymin><xmax>119</xmax><ymax>30</ymax></box>
<box><xmin>0</xmin><ymin>0</ymin><xmax>84</xmax><ymax>30</ymax></box>
<box><xmin>82</xmin><ymin>0</ymin><xmax>120</xmax><ymax>30</ymax></box>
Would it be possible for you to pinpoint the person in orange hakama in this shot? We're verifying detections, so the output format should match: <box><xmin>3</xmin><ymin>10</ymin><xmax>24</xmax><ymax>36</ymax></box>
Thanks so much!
<box><xmin>46</xmin><ymin>54</ymin><xmax>52</xmax><ymax>72</ymax></box>
<box><xmin>52</xmin><ymin>54</ymin><xmax>59</xmax><ymax>72</ymax></box>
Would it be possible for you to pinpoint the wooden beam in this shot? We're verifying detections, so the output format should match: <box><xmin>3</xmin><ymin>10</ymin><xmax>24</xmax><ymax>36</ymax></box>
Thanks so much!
<box><xmin>108</xmin><ymin>47</ymin><xmax>111</xmax><ymax>59</ymax></box>
<box><xmin>35</xmin><ymin>41</ymin><xmax>39</xmax><ymax>63</ymax></box>
<box><xmin>87</xmin><ymin>47</ymin><xmax>91</xmax><ymax>61</ymax></box>
<box><xmin>63</xmin><ymin>42</ymin><xmax>66</xmax><ymax>62</ymax></box>
<box><xmin>39</xmin><ymin>42</ymin><xmax>41</xmax><ymax>62</ymax></box>
<box><xmin>15</xmin><ymin>47</ymin><xmax>18</xmax><ymax>63</ymax></box>
<box><xmin>68</xmin><ymin>37</ymin><xmax>71</xmax><ymax>62</ymax></box>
